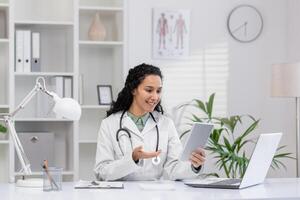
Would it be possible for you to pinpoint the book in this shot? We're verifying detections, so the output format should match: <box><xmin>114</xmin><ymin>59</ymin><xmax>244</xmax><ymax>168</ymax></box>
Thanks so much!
<box><xmin>15</xmin><ymin>30</ymin><xmax>24</xmax><ymax>72</ymax></box>
<box><xmin>23</xmin><ymin>30</ymin><xmax>31</xmax><ymax>72</ymax></box>
<box><xmin>31</xmin><ymin>32</ymin><xmax>41</xmax><ymax>72</ymax></box>
<box><xmin>50</xmin><ymin>76</ymin><xmax>64</xmax><ymax>98</ymax></box>
<box><xmin>63</xmin><ymin>76</ymin><xmax>73</xmax><ymax>98</ymax></box>
<box><xmin>74</xmin><ymin>180</ymin><xmax>124</xmax><ymax>189</ymax></box>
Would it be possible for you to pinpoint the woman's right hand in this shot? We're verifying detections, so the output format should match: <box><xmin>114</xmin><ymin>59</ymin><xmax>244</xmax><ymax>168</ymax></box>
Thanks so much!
<box><xmin>132</xmin><ymin>146</ymin><xmax>161</xmax><ymax>162</ymax></box>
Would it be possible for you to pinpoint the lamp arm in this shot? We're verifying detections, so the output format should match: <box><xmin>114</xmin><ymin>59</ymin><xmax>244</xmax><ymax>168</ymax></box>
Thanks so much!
<box><xmin>0</xmin><ymin>77</ymin><xmax>54</xmax><ymax>176</ymax></box>
<box><xmin>0</xmin><ymin>76</ymin><xmax>80</xmax><ymax>178</ymax></box>
<box><xmin>10</xmin><ymin>77</ymin><xmax>53</xmax><ymax>118</ymax></box>
<box><xmin>3</xmin><ymin>116</ymin><xmax>31</xmax><ymax>175</ymax></box>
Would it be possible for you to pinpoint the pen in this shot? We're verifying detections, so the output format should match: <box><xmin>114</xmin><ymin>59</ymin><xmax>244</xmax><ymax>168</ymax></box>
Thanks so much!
<box><xmin>43</xmin><ymin>160</ymin><xmax>59</xmax><ymax>190</ymax></box>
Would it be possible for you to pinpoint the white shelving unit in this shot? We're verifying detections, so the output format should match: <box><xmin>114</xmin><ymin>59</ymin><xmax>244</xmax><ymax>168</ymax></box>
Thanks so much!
<box><xmin>79</xmin><ymin>140</ymin><xmax>97</xmax><ymax>144</ymax></box>
<box><xmin>76</xmin><ymin>0</ymin><xmax>126</xmax><ymax>180</ymax></box>
<box><xmin>0</xmin><ymin>105</ymin><xmax>9</xmax><ymax>109</ymax></box>
<box><xmin>0</xmin><ymin>38</ymin><xmax>9</xmax><ymax>43</ymax></box>
<box><xmin>79</xmin><ymin>40</ymin><xmax>123</xmax><ymax>46</ymax></box>
<box><xmin>81</xmin><ymin>105</ymin><xmax>110</xmax><ymax>109</ymax></box>
<box><xmin>14</xmin><ymin>20</ymin><xmax>74</xmax><ymax>26</ymax></box>
<box><xmin>79</xmin><ymin>6</ymin><xmax>123</xmax><ymax>11</ymax></box>
<box><xmin>0</xmin><ymin>3</ymin><xmax>9</xmax><ymax>7</ymax></box>
<box><xmin>0</xmin><ymin>0</ymin><xmax>10</xmax><ymax>183</ymax></box>
<box><xmin>14</xmin><ymin>72</ymin><xmax>75</xmax><ymax>77</ymax></box>
<box><xmin>0</xmin><ymin>0</ymin><xmax>127</xmax><ymax>183</ymax></box>
<box><xmin>15</xmin><ymin>118</ymin><xmax>74</xmax><ymax>122</ymax></box>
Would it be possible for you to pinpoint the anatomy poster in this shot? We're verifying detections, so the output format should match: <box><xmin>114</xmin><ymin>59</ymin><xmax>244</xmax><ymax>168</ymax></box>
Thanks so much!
<box><xmin>152</xmin><ymin>8</ymin><xmax>190</xmax><ymax>59</ymax></box>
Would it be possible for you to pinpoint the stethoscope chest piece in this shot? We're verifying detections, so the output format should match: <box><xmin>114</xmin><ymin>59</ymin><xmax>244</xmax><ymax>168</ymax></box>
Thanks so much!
<box><xmin>117</xmin><ymin>110</ymin><xmax>161</xmax><ymax>166</ymax></box>
<box><xmin>152</xmin><ymin>156</ymin><xmax>161</xmax><ymax>165</ymax></box>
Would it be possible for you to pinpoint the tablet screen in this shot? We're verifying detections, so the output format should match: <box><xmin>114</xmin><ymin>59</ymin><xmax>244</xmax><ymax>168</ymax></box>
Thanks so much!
<box><xmin>180</xmin><ymin>123</ymin><xmax>213</xmax><ymax>161</ymax></box>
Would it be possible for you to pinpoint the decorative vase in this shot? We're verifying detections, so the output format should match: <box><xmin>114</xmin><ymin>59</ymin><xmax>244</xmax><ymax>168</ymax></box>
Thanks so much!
<box><xmin>88</xmin><ymin>12</ymin><xmax>106</xmax><ymax>41</ymax></box>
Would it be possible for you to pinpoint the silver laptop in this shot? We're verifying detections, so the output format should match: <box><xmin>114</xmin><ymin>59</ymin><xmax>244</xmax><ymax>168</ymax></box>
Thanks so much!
<box><xmin>184</xmin><ymin>132</ymin><xmax>282</xmax><ymax>189</ymax></box>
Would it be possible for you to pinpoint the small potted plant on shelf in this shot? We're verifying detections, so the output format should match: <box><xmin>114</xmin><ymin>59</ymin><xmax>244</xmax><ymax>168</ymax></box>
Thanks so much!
<box><xmin>179</xmin><ymin>93</ymin><xmax>294</xmax><ymax>178</ymax></box>
<box><xmin>0</xmin><ymin>124</ymin><xmax>7</xmax><ymax>140</ymax></box>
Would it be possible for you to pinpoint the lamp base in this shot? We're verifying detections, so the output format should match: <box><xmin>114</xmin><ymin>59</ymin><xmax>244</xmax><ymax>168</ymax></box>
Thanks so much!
<box><xmin>16</xmin><ymin>178</ymin><xmax>43</xmax><ymax>188</ymax></box>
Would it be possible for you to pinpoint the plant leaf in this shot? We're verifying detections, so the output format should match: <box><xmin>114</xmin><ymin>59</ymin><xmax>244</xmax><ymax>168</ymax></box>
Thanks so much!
<box><xmin>193</xmin><ymin>99</ymin><xmax>207</xmax><ymax>113</ymax></box>
<box><xmin>223</xmin><ymin>137</ymin><xmax>232</xmax><ymax>152</ymax></box>
<box><xmin>206</xmin><ymin>93</ymin><xmax>215</xmax><ymax>119</ymax></box>
<box><xmin>176</xmin><ymin>93</ymin><xmax>294</xmax><ymax>178</ymax></box>
<box><xmin>0</xmin><ymin>124</ymin><xmax>7</xmax><ymax>133</ymax></box>
<box><xmin>191</xmin><ymin>114</ymin><xmax>202</xmax><ymax>122</ymax></box>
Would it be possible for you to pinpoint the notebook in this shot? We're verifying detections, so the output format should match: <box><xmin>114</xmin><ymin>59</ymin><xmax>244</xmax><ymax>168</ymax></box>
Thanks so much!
<box><xmin>74</xmin><ymin>180</ymin><xmax>124</xmax><ymax>189</ymax></box>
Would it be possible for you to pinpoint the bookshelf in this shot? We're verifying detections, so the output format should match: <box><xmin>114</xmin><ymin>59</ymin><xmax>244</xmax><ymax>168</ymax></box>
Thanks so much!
<box><xmin>0</xmin><ymin>4</ymin><xmax>9</xmax><ymax>183</ymax></box>
<box><xmin>0</xmin><ymin>0</ymin><xmax>127</xmax><ymax>183</ymax></box>
<box><xmin>0</xmin><ymin>38</ymin><xmax>8</xmax><ymax>42</ymax></box>
<box><xmin>14</xmin><ymin>72</ymin><xmax>75</xmax><ymax>77</ymax></box>
<box><xmin>0</xmin><ymin>3</ymin><xmax>9</xmax><ymax>8</ymax></box>
<box><xmin>79</xmin><ymin>0</ymin><xmax>123</xmax><ymax>8</ymax></box>
<box><xmin>79</xmin><ymin>40</ymin><xmax>123</xmax><ymax>46</ymax></box>
<box><xmin>77</xmin><ymin>0</ymin><xmax>125</xmax><ymax>180</ymax></box>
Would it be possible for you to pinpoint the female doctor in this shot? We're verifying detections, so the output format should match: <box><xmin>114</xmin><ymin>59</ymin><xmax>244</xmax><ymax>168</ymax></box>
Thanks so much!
<box><xmin>94</xmin><ymin>63</ymin><xmax>206</xmax><ymax>181</ymax></box>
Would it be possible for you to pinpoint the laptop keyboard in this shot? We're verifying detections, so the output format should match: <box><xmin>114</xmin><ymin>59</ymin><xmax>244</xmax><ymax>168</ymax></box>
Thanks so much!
<box><xmin>212</xmin><ymin>179</ymin><xmax>241</xmax><ymax>185</ymax></box>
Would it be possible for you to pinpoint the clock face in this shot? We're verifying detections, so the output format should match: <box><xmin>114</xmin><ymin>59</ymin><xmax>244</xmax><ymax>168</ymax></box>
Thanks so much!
<box><xmin>227</xmin><ymin>5</ymin><xmax>263</xmax><ymax>43</ymax></box>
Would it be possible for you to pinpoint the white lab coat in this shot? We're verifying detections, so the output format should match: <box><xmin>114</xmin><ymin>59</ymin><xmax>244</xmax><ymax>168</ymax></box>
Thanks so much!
<box><xmin>94</xmin><ymin>111</ymin><xmax>202</xmax><ymax>181</ymax></box>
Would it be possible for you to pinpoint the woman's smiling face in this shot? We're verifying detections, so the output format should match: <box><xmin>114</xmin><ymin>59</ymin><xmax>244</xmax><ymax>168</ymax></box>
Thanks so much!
<box><xmin>130</xmin><ymin>75</ymin><xmax>162</xmax><ymax>116</ymax></box>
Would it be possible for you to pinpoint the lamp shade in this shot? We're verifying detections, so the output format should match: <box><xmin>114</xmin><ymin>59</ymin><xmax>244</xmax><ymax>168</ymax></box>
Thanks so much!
<box><xmin>51</xmin><ymin>93</ymin><xmax>82</xmax><ymax>120</ymax></box>
<box><xmin>271</xmin><ymin>63</ymin><xmax>300</xmax><ymax>97</ymax></box>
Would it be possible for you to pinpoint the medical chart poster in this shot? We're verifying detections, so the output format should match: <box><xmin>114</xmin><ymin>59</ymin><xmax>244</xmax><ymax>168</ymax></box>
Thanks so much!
<box><xmin>152</xmin><ymin>8</ymin><xmax>190</xmax><ymax>59</ymax></box>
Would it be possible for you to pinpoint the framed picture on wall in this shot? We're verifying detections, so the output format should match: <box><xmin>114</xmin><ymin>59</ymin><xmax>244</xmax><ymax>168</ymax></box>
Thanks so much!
<box><xmin>152</xmin><ymin>8</ymin><xmax>190</xmax><ymax>59</ymax></box>
<box><xmin>97</xmin><ymin>85</ymin><xmax>113</xmax><ymax>105</ymax></box>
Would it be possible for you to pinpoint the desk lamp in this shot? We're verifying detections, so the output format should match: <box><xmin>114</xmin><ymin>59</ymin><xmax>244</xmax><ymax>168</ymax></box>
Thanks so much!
<box><xmin>271</xmin><ymin>63</ymin><xmax>300</xmax><ymax>177</ymax></box>
<box><xmin>0</xmin><ymin>77</ymin><xmax>81</xmax><ymax>187</ymax></box>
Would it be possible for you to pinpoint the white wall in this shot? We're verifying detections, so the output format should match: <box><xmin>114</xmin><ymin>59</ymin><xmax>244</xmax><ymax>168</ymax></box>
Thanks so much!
<box><xmin>287</xmin><ymin>0</ymin><xmax>300</xmax><ymax>62</ymax></box>
<box><xmin>128</xmin><ymin>0</ymin><xmax>296</xmax><ymax>177</ymax></box>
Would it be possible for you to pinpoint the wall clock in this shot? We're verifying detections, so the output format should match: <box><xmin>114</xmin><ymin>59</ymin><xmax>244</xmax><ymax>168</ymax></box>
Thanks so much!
<box><xmin>227</xmin><ymin>5</ymin><xmax>263</xmax><ymax>43</ymax></box>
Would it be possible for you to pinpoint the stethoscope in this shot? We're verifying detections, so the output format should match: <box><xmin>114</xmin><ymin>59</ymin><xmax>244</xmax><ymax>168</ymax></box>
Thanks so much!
<box><xmin>116</xmin><ymin>110</ymin><xmax>161</xmax><ymax>165</ymax></box>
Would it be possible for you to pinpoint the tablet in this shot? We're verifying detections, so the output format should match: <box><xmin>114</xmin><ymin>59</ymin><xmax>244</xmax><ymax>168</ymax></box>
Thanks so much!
<box><xmin>180</xmin><ymin>122</ymin><xmax>214</xmax><ymax>161</ymax></box>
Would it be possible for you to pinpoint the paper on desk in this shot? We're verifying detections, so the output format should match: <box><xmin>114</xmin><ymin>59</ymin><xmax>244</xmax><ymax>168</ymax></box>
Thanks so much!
<box><xmin>139</xmin><ymin>182</ymin><xmax>175</xmax><ymax>191</ymax></box>
<box><xmin>74</xmin><ymin>180</ymin><xmax>124</xmax><ymax>189</ymax></box>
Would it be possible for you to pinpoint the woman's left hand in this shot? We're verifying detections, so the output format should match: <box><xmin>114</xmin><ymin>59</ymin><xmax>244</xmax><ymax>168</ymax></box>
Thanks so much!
<box><xmin>189</xmin><ymin>147</ymin><xmax>206</xmax><ymax>168</ymax></box>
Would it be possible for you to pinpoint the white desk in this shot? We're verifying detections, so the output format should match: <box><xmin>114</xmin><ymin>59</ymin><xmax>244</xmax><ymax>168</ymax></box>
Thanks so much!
<box><xmin>1</xmin><ymin>178</ymin><xmax>300</xmax><ymax>200</ymax></box>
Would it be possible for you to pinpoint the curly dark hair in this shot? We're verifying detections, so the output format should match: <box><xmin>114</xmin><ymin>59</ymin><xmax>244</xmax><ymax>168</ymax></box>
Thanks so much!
<box><xmin>107</xmin><ymin>63</ymin><xmax>164</xmax><ymax>116</ymax></box>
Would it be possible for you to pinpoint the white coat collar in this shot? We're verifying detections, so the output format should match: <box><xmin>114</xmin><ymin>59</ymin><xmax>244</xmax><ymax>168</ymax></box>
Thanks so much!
<box><xmin>122</xmin><ymin>112</ymin><xmax>140</xmax><ymax>136</ymax></box>
<box><xmin>142</xmin><ymin>111</ymin><xmax>160</xmax><ymax>135</ymax></box>
<box><xmin>118</xmin><ymin>111</ymin><xmax>161</xmax><ymax>137</ymax></box>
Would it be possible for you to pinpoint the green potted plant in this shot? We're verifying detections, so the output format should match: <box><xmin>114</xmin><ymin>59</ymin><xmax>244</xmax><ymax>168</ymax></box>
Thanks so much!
<box><xmin>180</xmin><ymin>93</ymin><xmax>294</xmax><ymax>178</ymax></box>
<box><xmin>0</xmin><ymin>124</ymin><xmax>7</xmax><ymax>139</ymax></box>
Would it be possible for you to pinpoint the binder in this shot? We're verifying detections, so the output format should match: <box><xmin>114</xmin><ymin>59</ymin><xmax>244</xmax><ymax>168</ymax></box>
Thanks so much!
<box><xmin>78</xmin><ymin>74</ymin><xmax>84</xmax><ymax>104</ymax></box>
<box><xmin>0</xmin><ymin>10</ymin><xmax>7</xmax><ymax>38</ymax></box>
<box><xmin>51</xmin><ymin>76</ymin><xmax>64</xmax><ymax>98</ymax></box>
<box><xmin>23</xmin><ymin>30</ymin><xmax>31</xmax><ymax>72</ymax></box>
<box><xmin>15</xmin><ymin>30</ymin><xmax>24</xmax><ymax>72</ymax></box>
<box><xmin>31</xmin><ymin>32</ymin><xmax>41</xmax><ymax>72</ymax></box>
<box><xmin>63</xmin><ymin>77</ymin><xmax>73</xmax><ymax>98</ymax></box>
